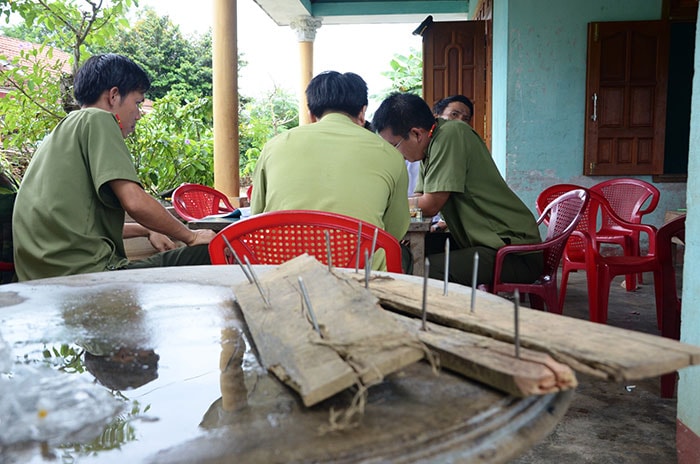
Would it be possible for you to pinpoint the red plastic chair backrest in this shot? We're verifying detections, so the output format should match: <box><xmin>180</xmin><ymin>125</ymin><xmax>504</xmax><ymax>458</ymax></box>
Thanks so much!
<box><xmin>536</xmin><ymin>184</ymin><xmax>594</xmax><ymax>263</ymax></box>
<box><xmin>172</xmin><ymin>183</ymin><xmax>236</xmax><ymax>222</ymax></box>
<box><xmin>0</xmin><ymin>261</ymin><xmax>14</xmax><ymax>272</ymax></box>
<box><xmin>208</xmin><ymin>210</ymin><xmax>403</xmax><ymax>273</ymax></box>
<box><xmin>537</xmin><ymin>188</ymin><xmax>589</xmax><ymax>277</ymax></box>
<box><xmin>590</xmin><ymin>178</ymin><xmax>660</xmax><ymax>227</ymax></box>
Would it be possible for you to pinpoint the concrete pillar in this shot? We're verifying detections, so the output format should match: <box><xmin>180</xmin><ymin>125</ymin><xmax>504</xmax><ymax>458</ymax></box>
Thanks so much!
<box><xmin>212</xmin><ymin>0</ymin><xmax>240</xmax><ymax>201</ymax></box>
<box><xmin>290</xmin><ymin>16</ymin><xmax>322</xmax><ymax>125</ymax></box>
<box><xmin>677</xmin><ymin>12</ymin><xmax>700</xmax><ymax>464</ymax></box>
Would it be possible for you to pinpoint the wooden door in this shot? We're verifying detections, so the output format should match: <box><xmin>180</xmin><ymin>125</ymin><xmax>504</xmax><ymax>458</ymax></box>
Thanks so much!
<box><xmin>423</xmin><ymin>20</ymin><xmax>489</xmax><ymax>146</ymax></box>
<box><xmin>584</xmin><ymin>21</ymin><xmax>670</xmax><ymax>176</ymax></box>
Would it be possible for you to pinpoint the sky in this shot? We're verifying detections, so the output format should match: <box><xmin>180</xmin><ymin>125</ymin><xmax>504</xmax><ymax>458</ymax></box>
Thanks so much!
<box><xmin>139</xmin><ymin>0</ymin><xmax>422</xmax><ymax>110</ymax></box>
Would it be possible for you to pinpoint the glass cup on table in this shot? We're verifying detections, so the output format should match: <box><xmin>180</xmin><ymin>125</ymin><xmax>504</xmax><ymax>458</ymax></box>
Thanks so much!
<box><xmin>409</xmin><ymin>197</ymin><xmax>422</xmax><ymax>222</ymax></box>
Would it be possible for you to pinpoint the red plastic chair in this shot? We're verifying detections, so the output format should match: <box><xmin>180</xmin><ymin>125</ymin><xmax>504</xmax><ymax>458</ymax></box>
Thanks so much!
<box><xmin>590</xmin><ymin>178</ymin><xmax>660</xmax><ymax>289</ymax></box>
<box><xmin>539</xmin><ymin>186</ymin><xmax>663</xmax><ymax>325</ymax></box>
<box><xmin>592</xmin><ymin>200</ymin><xmax>660</xmax><ymax>324</ymax></box>
<box><xmin>536</xmin><ymin>184</ymin><xmax>595</xmax><ymax>313</ymax></box>
<box><xmin>208</xmin><ymin>210</ymin><xmax>403</xmax><ymax>273</ymax></box>
<box><xmin>172</xmin><ymin>183</ymin><xmax>236</xmax><ymax>222</ymax></box>
<box><xmin>655</xmin><ymin>215</ymin><xmax>685</xmax><ymax>398</ymax></box>
<box><xmin>489</xmin><ymin>189</ymin><xmax>589</xmax><ymax>313</ymax></box>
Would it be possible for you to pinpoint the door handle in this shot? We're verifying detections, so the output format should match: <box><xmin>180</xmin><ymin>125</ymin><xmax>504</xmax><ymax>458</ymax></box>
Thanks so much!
<box><xmin>591</xmin><ymin>93</ymin><xmax>598</xmax><ymax>122</ymax></box>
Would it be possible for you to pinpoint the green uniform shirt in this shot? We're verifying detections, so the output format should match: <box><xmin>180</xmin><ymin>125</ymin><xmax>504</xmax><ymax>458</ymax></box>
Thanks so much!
<box><xmin>13</xmin><ymin>108</ymin><xmax>141</xmax><ymax>281</ymax></box>
<box><xmin>251</xmin><ymin>113</ymin><xmax>410</xmax><ymax>271</ymax></box>
<box><xmin>416</xmin><ymin>119</ymin><xmax>540</xmax><ymax>250</ymax></box>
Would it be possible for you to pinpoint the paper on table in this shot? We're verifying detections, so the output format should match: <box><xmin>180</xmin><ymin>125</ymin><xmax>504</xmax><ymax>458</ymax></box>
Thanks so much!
<box><xmin>201</xmin><ymin>209</ymin><xmax>242</xmax><ymax>220</ymax></box>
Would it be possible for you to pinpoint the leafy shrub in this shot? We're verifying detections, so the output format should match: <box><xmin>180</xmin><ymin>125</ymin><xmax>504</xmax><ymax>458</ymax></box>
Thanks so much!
<box><xmin>127</xmin><ymin>92</ymin><xmax>214</xmax><ymax>195</ymax></box>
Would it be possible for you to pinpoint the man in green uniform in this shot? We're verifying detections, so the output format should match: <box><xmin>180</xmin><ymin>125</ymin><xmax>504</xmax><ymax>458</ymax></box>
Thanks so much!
<box><xmin>13</xmin><ymin>54</ymin><xmax>215</xmax><ymax>281</ymax></box>
<box><xmin>432</xmin><ymin>94</ymin><xmax>474</xmax><ymax>125</ymax></box>
<box><xmin>372</xmin><ymin>93</ymin><xmax>543</xmax><ymax>286</ymax></box>
<box><xmin>251</xmin><ymin>71</ymin><xmax>409</xmax><ymax>270</ymax></box>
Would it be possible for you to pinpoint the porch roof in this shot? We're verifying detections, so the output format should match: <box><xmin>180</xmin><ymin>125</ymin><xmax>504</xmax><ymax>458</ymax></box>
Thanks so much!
<box><xmin>253</xmin><ymin>0</ymin><xmax>470</xmax><ymax>25</ymax></box>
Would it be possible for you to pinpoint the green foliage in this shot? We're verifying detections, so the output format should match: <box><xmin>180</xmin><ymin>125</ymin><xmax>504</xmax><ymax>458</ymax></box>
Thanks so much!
<box><xmin>3</xmin><ymin>0</ymin><xmax>137</xmax><ymax>74</ymax></box>
<box><xmin>0</xmin><ymin>0</ymin><xmax>137</xmax><ymax>179</ymax></box>
<box><xmin>41</xmin><ymin>344</ymin><xmax>85</xmax><ymax>373</ymax></box>
<box><xmin>376</xmin><ymin>47</ymin><xmax>423</xmax><ymax>98</ymax></box>
<box><xmin>0</xmin><ymin>19</ymin><xmax>59</xmax><ymax>46</ymax></box>
<box><xmin>239</xmin><ymin>87</ymin><xmax>299</xmax><ymax>179</ymax></box>
<box><xmin>0</xmin><ymin>0</ymin><xmax>297</xmax><ymax>191</ymax></box>
<box><xmin>91</xmin><ymin>7</ymin><xmax>213</xmax><ymax>101</ymax></box>
<box><xmin>59</xmin><ymin>400</ymin><xmax>149</xmax><ymax>456</ymax></box>
<box><xmin>127</xmin><ymin>92</ymin><xmax>214</xmax><ymax>195</ymax></box>
<box><xmin>0</xmin><ymin>43</ymin><xmax>67</xmax><ymax>178</ymax></box>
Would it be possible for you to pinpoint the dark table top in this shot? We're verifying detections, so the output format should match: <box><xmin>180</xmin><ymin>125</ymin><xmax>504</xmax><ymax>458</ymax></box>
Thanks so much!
<box><xmin>187</xmin><ymin>216</ymin><xmax>239</xmax><ymax>231</ymax></box>
<box><xmin>0</xmin><ymin>266</ymin><xmax>572</xmax><ymax>463</ymax></box>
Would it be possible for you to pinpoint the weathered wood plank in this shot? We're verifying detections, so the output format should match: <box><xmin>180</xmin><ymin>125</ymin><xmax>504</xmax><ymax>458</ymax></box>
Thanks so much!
<box><xmin>396</xmin><ymin>315</ymin><xmax>577</xmax><ymax>397</ymax></box>
<box><xmin>233</xmin><ymin>255</ymin><xmax>425</xmax><ymax>406</ymax></box>
<box><xmin>343</xmin><ymin>274</ymin><xmax>700</xmax><ymax>382</ymax></box>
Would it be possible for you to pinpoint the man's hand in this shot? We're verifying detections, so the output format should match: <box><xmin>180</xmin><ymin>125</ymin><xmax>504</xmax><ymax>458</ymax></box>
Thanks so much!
<box><xmin>147</xmin><ymin>231</ymin><xmax>177</xmax><ymax>252</ymax></box>
<box><xmin>431</xmin><ymin>219</ymin><xmax>448</xmax><ymax>232</ymax></box>
<box><xmin>186</xmin><ymin>229</ymin><xmax>216</xmax><ymax>247</ymax></box>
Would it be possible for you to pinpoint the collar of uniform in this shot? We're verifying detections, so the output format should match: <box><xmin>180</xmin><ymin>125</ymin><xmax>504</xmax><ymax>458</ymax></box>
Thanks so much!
<box><xmin>318</xmin><ymin>112</ymin><xmax>356</xmax><ymax>124</ymax></box>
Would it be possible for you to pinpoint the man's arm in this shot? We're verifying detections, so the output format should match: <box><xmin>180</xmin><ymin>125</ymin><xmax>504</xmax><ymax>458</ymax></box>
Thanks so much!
<box><xmin>123</xmin><ymin>223</ymin><xmax>178</xmax><ymax>252</ymax></box>
<box><xmin>411</xmin><ymin>191</ymin><xmax>451</xmax><ymax>218</ymax></box>
<box><xmin>110</xmin><ymin>179</ymin><xmax>215</xmax><ymax>246</ymax></box>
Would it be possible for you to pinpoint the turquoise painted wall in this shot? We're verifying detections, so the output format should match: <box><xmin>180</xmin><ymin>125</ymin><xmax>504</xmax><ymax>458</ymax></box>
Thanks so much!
<box><xmin>494</xmin><ymin>0</ymin><xmax>687</xmax><ymax>230</ymax></box>
<box><xmin>678</xmin><ymin>13</ymin><xmax>700</xmax><ymax>438</ymax></box>
<box><xmin>494</xmin><ymin>0</ymin><xmax>699</xmax><ymax>440</ymax></box>
<box><xmin>491</xmin><ymin>0</ymin><xmax>508</xmax><ymax>174</ymax></box>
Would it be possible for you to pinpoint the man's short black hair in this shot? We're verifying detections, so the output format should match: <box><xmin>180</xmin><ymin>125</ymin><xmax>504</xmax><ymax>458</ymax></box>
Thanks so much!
<box><xmin>305</xmin><ymin>71</ymin><xmax>368</xmax><ymax>119</ymax></box>
<box><xmin>73</xmin><ymin>54</ymin><xmax>151</xmax><ymax>106</ymax></box>
<box><xmin>372</xmin><ymin>93</ymin><xmax>436</xmax><ymax>138</ymax></box>
<box><xmin>432</xmin><ymin>94</ymin><xmax>474</xmax><ymax>118</ymax></box>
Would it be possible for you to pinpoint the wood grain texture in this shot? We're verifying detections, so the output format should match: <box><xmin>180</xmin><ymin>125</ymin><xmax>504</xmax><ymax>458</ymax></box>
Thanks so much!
<box><xmin>233</xmin><ymin>255</ymin><xmax>425</xmax><ymax>406</ymax></box>
<box><xmin>345</xmin><ymin>273</ymin><xmax>700</xmax><ymax>382</ymax></box>
<box><xmin>397</xmin><ymin>315</ymin><xmax>577</xmax><ymax>397</ymax></box>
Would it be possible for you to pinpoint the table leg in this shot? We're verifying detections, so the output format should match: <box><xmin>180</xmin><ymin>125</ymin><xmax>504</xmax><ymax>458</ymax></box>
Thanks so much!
<box><xmin>407</xmin><ymin>231</ymin><xmax>425</xmax><ymax>276</ymax></box>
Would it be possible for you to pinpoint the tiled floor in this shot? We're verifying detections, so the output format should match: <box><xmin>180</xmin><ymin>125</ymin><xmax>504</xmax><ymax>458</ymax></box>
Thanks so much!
<box><xmin>512</xmin><ymin>271</ymin><xmax>678</xmax><ymax>463</ymax></box>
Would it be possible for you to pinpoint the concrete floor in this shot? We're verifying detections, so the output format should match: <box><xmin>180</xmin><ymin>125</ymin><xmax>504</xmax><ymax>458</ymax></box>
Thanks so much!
<box><xmin>512</xmin><ymin>271</ymin><xmax>678</xmax><ymax>464</ymax></box>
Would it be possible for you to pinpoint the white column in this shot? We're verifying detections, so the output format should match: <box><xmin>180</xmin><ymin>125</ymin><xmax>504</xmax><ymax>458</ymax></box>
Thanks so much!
<box><xmin>290</xmin><ymin>16</ymin><xmax>322</xmax><ymax>125</ymax></box>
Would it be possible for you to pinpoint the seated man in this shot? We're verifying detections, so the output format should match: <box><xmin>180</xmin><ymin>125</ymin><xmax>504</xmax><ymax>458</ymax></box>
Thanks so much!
<box><xmin>372</xmin><ymin>93</ymin><xmax>543</xmax><ymax>287</ymax></box>
<box><xmin>250</xmin><ymin>71</ymin><xmax>410</xmax><ymax>270</ymax></box>
<box><xmin>432</xmin><ymin>94</ymin><xmax>474</xmax><ymax>125</ymax></box>
<box><xmin>407</xmin><ymin>94</ymin><xmax>474</xmax><ymax>198</ymax></box>
<box><xmin>13</xmin><ymin>54</ymin><xmax>215</xmax><ymax>281</ymax></box>
<box><xmin>429</xmin><ymin>94</ymin><xmax>475</xmax><ymax>232</ymax></box>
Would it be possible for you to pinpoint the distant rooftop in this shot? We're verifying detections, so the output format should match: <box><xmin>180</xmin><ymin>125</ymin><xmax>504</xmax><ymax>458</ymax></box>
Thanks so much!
<box><xmin>0</xmin><ymin>35</ymin><xmax>72</xmax><ymax>74</ymax></box>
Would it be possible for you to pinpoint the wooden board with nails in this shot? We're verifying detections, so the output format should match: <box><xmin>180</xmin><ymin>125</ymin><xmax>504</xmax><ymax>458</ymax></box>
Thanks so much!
<box><xmin>396</xmin><ymin>316</ymin><xmax>577</xmax><ymax>397</ymax></box>
<box><xmin>350</xmin><ymin>273</ymin><xmax>700</xmax><ymax>382</ymax></box>
<box><xmin>233</xmin><ymin>254</ymin><xmax>578</xmax><ymax>404</ymax></box>
<box><xmin>233</xmin><ymin>254</ymin><xmax>425</xmax><ymax>407</ymax></box>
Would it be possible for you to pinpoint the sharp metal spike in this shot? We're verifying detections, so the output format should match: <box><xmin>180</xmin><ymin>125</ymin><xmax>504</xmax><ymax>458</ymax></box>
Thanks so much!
<box><xmin>470</xmin><ymin>251</ymin><xmax>479</xmax><ymax>313</ymax></box>
<box><xmin>244</xmin><ymin>255</ymin><xmax>269</xmax><ymax>306</ymax></box>
<box><xmin>514</xmin><ymin>289</ymin><xmax>521</xmax><ymax>359</ymax></box>
<box><xmin>223</xmin><ymin>235</ymin><xmax>253</xmax><ymax>283</ymax></box>
<box><xmin>355</xmin><ymin>222</ymin><xmax>362</xmax><ymax>273</ymax></box>
<box><xmin>364</xmin><ymin>249</ymin><xmax>370</xmax><ymax>288</ymax></box>
<box><xmin>324</xmin><ymin>230</ymin><xmax>333</xmax><ymax>272</ymax></box>
<box><xmin>421</xmin><ymin>258</ymin><xmax>430</xmax><ymax>331</ymax></box>
<box><xmin>368</xmin><ymin>227</ymin><xmax>379</xmax><ymax>271</ymax></box>
<box><xmin>298</xmin><ymin>277</ymin><xmax>322</xmax><ymax>337</ymax></box>
<box><xmin>443</xmin><ymin>237</ymin><xmax>450</xmax><ymax>296</ymax></box>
